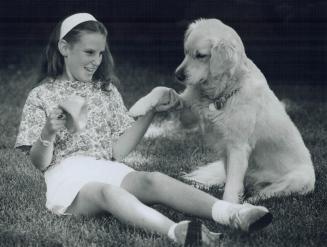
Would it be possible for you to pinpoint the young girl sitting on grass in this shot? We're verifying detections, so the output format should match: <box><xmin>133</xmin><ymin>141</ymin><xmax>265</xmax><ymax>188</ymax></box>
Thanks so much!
<box><xmin>15</xmin><ymin>13</ymin><xmax>272</xmax><ymax>246</ymax></box>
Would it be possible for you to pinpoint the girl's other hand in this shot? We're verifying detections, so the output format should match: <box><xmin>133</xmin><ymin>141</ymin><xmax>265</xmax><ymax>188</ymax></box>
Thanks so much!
<box><xmin>42</xmin><ymin>108</ymin><xmax>67</xmax><ymax>139</ymax></box>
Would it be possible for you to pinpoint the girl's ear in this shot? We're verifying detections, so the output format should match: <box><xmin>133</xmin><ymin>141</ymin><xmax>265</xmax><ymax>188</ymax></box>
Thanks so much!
<box><xmin>209</xmin><ymin>39</ymin><xmax>238</xmax><ymax>77</ymax></box>
<box><xmin>58</xmin><ymin>39</ymin><xmax>70</xmax><ymax>57</ymax></box>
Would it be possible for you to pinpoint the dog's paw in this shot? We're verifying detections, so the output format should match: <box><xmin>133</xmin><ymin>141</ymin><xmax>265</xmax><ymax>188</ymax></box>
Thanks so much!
<box><xmin>128</xmin><ymin>87</ymin><xmax>172</xmax><ymax>117</ymax></box>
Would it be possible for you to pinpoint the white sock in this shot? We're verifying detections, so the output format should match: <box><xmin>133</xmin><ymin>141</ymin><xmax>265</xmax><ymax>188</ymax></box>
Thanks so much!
<box><xmin>167</xmin><ymin>223</ymin><xmax>178</xmax><ymax>241</ymax></box>
<box><xmin>167</xmin><ymin>220</ymin><xmax>190</xmax><ymax>242</ymax></box>
<box><xmin>211</xmin><ymin>200</ymin><xmax>241</xmax><ymax>225</ymax></box>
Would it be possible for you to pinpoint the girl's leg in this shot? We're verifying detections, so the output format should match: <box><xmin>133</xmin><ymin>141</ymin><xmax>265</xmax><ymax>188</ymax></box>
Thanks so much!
<box><xmin>121</xmin><ymin>171</ymin><xmax>272</xmax><ymax>232</ymax></box>
<box><xmin>66</xmin><ymin>182</ymin><xmax>221</xmax><ymax>245</ymax></box>
<box><xmin>66</xmin><ymin>182</ymin><xmax>174</xmax><ymax>234</ymax></box>
<box><xmin>121</xmin><ymin>171</ymin><xmax>216</xmax><ymax>218</ymax></box>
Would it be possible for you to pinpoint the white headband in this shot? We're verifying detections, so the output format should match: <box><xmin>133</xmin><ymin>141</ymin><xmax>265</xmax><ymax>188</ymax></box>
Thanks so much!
<box><xmin>60</xmin><ymin>13</ymin><xmax>97</xmax><ymax>39</ymax></box>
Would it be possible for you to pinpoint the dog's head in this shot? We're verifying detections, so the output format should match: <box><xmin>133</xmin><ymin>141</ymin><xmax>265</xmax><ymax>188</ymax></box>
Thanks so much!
<box><xmin>175</xmin><ymin>19</ymin><xmax>248</xmax><ymax>97</ymax></box>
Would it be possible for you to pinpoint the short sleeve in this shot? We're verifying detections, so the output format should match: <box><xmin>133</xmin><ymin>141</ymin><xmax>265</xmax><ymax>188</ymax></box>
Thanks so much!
<box><xmin>108</xmin><ymin>84</ymin><xmax>135</xmax><ymax>141</ymax></box>
<box><xmin>15</xmin><ymin>88</ymin><xmax>47</xmax><ymax>149</ymax></box>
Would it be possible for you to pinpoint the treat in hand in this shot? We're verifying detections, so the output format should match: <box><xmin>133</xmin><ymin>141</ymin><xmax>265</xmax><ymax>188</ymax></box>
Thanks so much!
<box><xmin>58</xmin><ymin>95</ymin><xmax>88</xmax><ymax>133</ymax></box>
<box><xmin>128</xmin><ymin>87</ymin><xmax>182</xmax><ymax>117</ymax></box>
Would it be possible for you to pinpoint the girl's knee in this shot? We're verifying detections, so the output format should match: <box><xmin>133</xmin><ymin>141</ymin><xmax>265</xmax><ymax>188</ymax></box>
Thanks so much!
<box><xmin>99</xmin><ymin>184</ymin><xmax>124</xmax><ymax>203</ymax></box>
<box><xmin>137</xmin><ymin>171</ymin><xmax>166</xmax><ymax>191</ymax></box>
<box><xmin>146</xmin><ymin>171</ymin><xmax>167</xmax><ymax>184</ymax></box>
<box><xmin>67</xmin><ymin>182</ymin><xmax>113</xmax><ymax>215</ymax></box>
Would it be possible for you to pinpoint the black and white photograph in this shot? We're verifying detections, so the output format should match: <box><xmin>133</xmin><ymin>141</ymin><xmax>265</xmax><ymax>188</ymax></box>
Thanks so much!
<box><xmin>0</xmin><ymin>0</ymin><xmax>326</xmax><ymax>246</ymax></box>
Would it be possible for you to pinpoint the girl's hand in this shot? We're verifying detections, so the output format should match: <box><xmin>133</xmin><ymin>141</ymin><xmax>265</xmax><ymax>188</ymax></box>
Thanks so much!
<box><xmin>30</xmin><ymin>108</ymin><xmax>66</xmax><ymax>171</ymax></box>
<box><xmin>42</xmin><ymin>108</ymin><xmax>67</xmax><ymax>139</ymax></box>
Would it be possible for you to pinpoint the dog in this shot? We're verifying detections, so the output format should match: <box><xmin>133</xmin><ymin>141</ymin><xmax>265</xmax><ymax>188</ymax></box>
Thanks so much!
<box><xmin>174</xmin><ymin>19</ymin><xmax>315</xmax><ymax>203</ymax></box>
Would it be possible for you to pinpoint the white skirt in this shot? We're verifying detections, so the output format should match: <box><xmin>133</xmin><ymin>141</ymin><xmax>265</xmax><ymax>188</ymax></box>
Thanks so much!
<box><xmin>44</xmin><ymin>155</ymin><xmax>135</xmax><ymax>215</ymax></box>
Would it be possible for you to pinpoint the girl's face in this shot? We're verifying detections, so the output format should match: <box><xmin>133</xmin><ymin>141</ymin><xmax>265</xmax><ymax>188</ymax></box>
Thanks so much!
<box><xmin>63</xmin><ymin>32</ymin><xmax>106</xmax><ymax>82</ymax></box>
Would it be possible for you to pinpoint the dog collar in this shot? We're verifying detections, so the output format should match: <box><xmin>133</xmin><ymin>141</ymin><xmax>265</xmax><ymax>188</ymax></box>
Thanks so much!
<box><xmin>209</xmin><ymin>88</ymin><xmax>240</xmax><ymax>110</ymax></box>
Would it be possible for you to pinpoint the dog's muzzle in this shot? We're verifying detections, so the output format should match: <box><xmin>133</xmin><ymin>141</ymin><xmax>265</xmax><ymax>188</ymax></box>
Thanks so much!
<box><xmin>175</xmin><ymin>68</ymin><xmax>186</xmax><ymax>84</ymax></box>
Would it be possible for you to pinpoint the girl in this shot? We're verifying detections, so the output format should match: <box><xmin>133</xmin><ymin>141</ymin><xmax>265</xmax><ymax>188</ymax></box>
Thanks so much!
<box><xmin>15</xmin><ymin>13</ymin><xmax>272</xmax><ymax>246</ymax></box>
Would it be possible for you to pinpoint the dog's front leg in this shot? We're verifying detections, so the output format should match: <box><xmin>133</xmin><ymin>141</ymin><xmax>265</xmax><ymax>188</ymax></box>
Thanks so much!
<box><xmin>223</xmin><ymin>144</ymin><xmax>250</xmax><ymax>203</ymax></box>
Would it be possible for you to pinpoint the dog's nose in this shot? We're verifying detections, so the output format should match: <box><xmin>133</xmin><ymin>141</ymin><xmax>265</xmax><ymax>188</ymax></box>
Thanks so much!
<box><xmin>175</xmin><ymin>69</ymin><xmax>186</xmax><ymax>82</ymax></box>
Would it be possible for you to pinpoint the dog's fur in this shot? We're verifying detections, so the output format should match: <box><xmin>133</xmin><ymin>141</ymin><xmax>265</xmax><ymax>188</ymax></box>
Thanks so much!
<box><xmin>175</xmin><ymin>19</ymin><xmax>315</xmax><ymax>203</ymax></box>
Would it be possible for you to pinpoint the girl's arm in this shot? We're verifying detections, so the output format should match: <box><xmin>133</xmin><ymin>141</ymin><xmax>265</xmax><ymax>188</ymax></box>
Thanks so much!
<box><xmin>30</xmin><ymin>108</ymin><xmax>66</xmax><ymax>171</ymax></box>
<box><xmin>112</xmin><ymin>110</ymin><xmax>155</xmax><ymax>161</ymax></box>
<box><xmin>112</xmin><ymin>86</ymin><xmax>182</xmax><ymax>161</ymax></box>
<box><xmin>30</xmin><ymin>130</ymin><xmax>56</xmax><ymax>171</ymax></box>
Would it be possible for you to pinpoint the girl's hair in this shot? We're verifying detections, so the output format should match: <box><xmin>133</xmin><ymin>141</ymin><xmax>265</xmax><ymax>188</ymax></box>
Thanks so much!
<box><xmin>38</xmin><ymin>19</ymin><xmax>119</xmax><ymax>89</ymax></box>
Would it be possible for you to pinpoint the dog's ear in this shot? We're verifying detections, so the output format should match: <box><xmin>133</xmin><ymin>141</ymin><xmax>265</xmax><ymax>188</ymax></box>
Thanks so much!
<box><xmin>210</xmin><ymin>39</ymin><xmax>238</xmax><ymax>77</ymax></box>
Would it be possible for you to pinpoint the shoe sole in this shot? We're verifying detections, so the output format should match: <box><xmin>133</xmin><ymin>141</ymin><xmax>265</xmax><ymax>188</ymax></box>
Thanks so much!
<box><xmin>248</xmin><ymin>212</ymin><xmax>273</xmax><ymax>232</ymax></box>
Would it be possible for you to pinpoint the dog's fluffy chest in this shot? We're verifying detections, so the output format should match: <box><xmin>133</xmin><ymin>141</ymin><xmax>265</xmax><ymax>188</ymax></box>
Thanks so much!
<box><xmin>192</xmin><ymin>95</ymin><xmax>257</xmax><ymax>151</ymax></box>
<box><xmin>182</xmin><ymin>84</ymin><xmax>257</xmax><ymax>143</ymax></box>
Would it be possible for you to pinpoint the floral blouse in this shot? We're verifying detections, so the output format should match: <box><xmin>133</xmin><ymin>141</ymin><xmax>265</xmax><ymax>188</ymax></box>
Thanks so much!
<box><xmin>15</xmin><ymin>78</ymin><xmax>134</xmax><ymax>168</ymax></box>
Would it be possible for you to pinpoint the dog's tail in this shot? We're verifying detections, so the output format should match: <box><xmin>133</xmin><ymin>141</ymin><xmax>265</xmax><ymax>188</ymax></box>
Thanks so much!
<box><xmin>181</xmin><ymin>160</ymin><xmax>226</xmax><ymax>187</ymax></box>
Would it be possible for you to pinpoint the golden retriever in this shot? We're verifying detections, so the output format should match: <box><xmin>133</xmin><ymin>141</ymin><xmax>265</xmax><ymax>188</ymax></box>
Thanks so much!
<box><xmin>174</xmin><ymin>19</ymin><xmax>315</xmax><ymax>203</ymax></box>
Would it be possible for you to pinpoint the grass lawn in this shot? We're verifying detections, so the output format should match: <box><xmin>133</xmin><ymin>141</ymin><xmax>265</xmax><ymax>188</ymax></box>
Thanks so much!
<box><xmin>0</xmin><ymin>51</ymin><xmax>326</xmax><ymax>247</ymax></box>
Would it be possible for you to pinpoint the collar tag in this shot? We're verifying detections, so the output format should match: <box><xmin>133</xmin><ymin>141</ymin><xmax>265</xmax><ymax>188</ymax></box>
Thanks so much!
<box><xmin>209</xmin><ymin>103</ymin><xmax>216</xmax><ymax>111</ymax></box>
<box><xmin>214</xmin><ymin>100</ymin><xmax>224</xmax><ymax>110</ymax></box>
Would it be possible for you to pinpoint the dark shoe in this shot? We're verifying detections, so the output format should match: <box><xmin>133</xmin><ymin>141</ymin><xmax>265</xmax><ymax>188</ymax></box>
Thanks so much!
<box><xmin>175</xmin><ymin>220</ymin><xmax>222</xmax><ymax>246</ymax></box>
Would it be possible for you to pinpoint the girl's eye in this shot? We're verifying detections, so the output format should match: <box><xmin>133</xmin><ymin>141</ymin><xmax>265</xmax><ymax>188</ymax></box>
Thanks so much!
<box><xmin>195</xmin><ymin>53</ymin><xmax>207</xmax><ymax>59</ymax></box>
<box><xmin>85</xmin><ymin>50</ymin><xmax>95</xmax><ymax>55</ymax></box>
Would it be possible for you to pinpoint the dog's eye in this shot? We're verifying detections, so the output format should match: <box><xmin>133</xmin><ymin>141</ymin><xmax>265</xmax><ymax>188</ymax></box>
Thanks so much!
<box><xmin>195</xmin><ymin>53</ymin><xmax>207</xmax><ymax>59</ymax></box>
